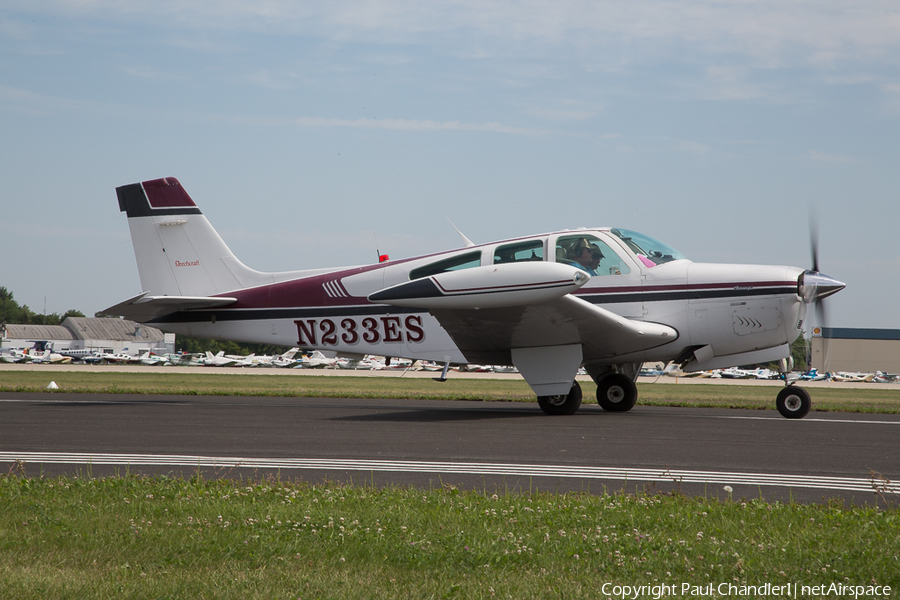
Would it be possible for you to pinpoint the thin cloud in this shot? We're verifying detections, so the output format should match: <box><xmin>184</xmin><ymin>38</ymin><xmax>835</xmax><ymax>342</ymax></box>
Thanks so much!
<box><xmin>0</xmin><ymin>85</ymin><xmax>554</xmax><ymax>136</ymax></box>
<box><xmin>805</xmin><ymin>150</ymin><xmax>859</xmax><ymax>164</ymax></box>
<box><xmin>292</xmin><ymin>116</ymin><xmax>548</xmax><ymax>135</ymax></box>
<box><xmin>31</xmin><ymin>1</ymin><xmax>900</xmax><ymax>69</ymax></box>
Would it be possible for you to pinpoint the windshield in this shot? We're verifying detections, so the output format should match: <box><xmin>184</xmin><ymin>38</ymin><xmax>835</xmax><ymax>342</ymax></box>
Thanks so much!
<box><xmin>610</xmin><ymin>229</ymin><xmax>686</xmax><ymax>267</ymax></box>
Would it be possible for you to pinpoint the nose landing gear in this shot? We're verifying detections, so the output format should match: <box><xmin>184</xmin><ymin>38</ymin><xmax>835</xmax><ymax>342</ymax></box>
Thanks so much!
<box><xmin>776</xmin><ymin>357</ymin><xmax>811</xmax><ymax>419</ymax></box>
<box><xmin>776</xmin><ymin>386</ymin><xmax>811</xmax><ymax>419</ymax></box>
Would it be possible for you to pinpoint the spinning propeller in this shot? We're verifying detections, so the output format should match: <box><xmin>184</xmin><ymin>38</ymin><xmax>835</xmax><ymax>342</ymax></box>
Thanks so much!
<box><xmin>800</xmin><ymin>216</ymin><xmax>844</xmax><ymax>313</ymax></box>
<box><xmin>799</xmin><ymin>214</ymin><xmax>845</xmax><ymax>363</ymax></box>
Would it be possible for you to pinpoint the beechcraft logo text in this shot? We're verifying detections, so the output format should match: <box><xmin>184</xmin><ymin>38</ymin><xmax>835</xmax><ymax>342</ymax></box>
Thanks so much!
<box><xmin>174</xmin><ymin>260</ymin><xmax>200</xmax><ymax>267</ymax></box>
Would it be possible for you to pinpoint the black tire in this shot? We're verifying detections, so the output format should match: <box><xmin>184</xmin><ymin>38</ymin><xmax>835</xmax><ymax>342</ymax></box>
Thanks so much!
<box><xmin>537</xmin><ymin>381</ymin><xmax>583</xmax><ymax>415</ymax></box>
<box><xmin>776</xmin><ymin>386</ymin><xmax>811</xmax><ymax>419</ymax></box>
<box><xmin>596</xmin><ymin>373</ymin><xmax>638</xmax><ymax>412</ymax></box>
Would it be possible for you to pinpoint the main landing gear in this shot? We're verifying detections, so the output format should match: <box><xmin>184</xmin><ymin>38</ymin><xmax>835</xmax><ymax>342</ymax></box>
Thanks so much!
<box><xmin>536</xmin><ymin>368</ymin><xmax>641</xmax><ymax>416</ymax></box>
<box><xmin>596</xmin><ymin>373</ymin><xmax>638</xmax><ymax>412</ymax></box>
<box><xmin>537</xmin><ymin>381</ymin><xmax>583</xmax><ymax>415</ymax></box>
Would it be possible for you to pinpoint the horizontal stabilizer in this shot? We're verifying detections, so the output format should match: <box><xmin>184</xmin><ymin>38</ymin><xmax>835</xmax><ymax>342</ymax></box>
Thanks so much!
<box><xmin>103</xmin><ymin>292</ymin><xmax>237</xmax><ymax>322</ymax></box>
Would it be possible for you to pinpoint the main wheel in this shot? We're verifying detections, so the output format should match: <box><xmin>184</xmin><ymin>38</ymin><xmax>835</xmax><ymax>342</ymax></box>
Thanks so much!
<box><xmin>596</xmin><ymin>373</ymin><xmax>638</xmax><ymax>412</ymax></box>
<box><xmin>776</xmin><ymin>386</ymin><xmax>811</xmax><ymax>419</ymax></box>
<box><xmin>537</xmin><ymin>381</ymin><xmax>583</xmax><ymax>415</ymax></box>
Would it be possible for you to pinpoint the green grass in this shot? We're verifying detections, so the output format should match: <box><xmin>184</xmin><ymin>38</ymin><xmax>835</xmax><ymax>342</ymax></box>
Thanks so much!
<box><xmin>2</xmin><ymin>370</ymin><xmax>900</xmax><ymax>413</ymax></box>
<box><xmin>1</xmin><ymin>475</ymin><xmax>897</xmax><ymax>599</ymax></box>
<box><xmin>2</xmin><ymin>372</ymin><xmax>898</xmax><ymax>597</ymax></box>
<box><xmin>637</xmin><ymin>383</ymin><xmax>900</xmax><ymax>414</ymax></box>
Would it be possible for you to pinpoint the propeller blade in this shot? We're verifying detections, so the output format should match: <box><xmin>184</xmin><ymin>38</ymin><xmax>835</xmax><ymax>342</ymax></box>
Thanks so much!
<box><xmin>816</xmin><ymin>297</ymin><xmax>828</xmax><ymax>333</ymax></box>
<box><xmin>809</xmin><ymin>209</ymin><xmax>820</xmax><ymax>273</ymax></box>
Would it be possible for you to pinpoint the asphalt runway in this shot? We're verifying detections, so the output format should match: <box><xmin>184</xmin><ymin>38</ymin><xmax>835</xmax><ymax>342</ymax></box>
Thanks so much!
<box><xmin>2</xmin><ymin>392</ymin><xmax>899</xmax><ymax>505</ymax></box>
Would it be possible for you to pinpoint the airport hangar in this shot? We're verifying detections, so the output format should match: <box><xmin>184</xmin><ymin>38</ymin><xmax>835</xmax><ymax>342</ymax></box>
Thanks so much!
<box><xmin>1</xmin><ymin>317</ymin><xmax>173</xmax><ymax>356</ymax></box>
<box><xmin>811</xmin><ymin>328</ymin><xmax>900</xmax><ymax>374</ymax></box>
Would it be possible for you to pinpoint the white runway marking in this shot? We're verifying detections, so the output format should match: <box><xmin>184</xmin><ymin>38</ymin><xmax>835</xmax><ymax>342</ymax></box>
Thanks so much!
<box><xmin>1</xmin><ymin>452</ymin><xmax>896</xmax><ymax>495</ymax></box>
<box><xmin>713</xmin><ymin>415</ymin><xmax>900</xmax><ymax>425</ymax></box>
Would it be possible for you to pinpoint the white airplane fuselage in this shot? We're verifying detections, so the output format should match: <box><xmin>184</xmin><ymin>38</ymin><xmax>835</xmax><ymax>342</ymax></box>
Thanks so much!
<box><xmin>108</xmin><ymin>177</ymin><xmax>844</xmax><ymax>417</ymax></box>
<box><xmin>145</xmin><ymin>232</ymin><xmax>803</xmax><ymax>369</ymax></box>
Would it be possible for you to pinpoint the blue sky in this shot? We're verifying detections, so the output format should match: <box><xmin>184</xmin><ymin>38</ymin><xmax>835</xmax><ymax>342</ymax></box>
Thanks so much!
<box><xmin>2</xmin><ymin>1</ymin><xmax>898</xmax><ymax>329</ymax></box>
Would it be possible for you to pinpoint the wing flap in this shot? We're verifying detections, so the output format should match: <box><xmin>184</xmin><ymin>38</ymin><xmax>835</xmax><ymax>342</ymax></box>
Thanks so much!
<box><xmin>431</xmin><ymin>295</ymin><xmax>677</xmax><ymax>365</ymax></box>
<box><xmin>103</xmin><ymin>292</ymin><xmax>237</xmax><ymax>322</ymax></box>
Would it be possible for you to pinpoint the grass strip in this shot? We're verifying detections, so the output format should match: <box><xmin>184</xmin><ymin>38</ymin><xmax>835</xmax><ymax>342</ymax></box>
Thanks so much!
<box><xmin>1</xmin><ymin>371</ymin><xmax>900</xmax><ymax>413</ymax></box>
<box><xmin>1</xmin><ymin>474</ymin><xmax>897</xmax><ymax>599</ymax></box>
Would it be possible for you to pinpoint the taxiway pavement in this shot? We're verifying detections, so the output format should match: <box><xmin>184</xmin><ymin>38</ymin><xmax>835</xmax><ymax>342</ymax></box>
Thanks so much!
<box><xmin>2</xmin><ymin>392</ymin><xmax>898</xmax><ymax>505</ymax></box>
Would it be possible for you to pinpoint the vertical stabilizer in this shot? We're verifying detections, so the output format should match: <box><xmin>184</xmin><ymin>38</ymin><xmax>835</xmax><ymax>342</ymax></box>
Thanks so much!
<box><xmin>116</xmin><ymin>178</ymin><xmax>270</xmax><ymax>297</ymax></box>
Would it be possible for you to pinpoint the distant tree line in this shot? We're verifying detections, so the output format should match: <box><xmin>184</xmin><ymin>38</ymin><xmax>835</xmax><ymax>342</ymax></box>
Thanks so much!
<box><xmin>1</xmin><ymin>286</ymin><xmax>290</xmax><ymax>356</ymax></box>
<box><xmin>0</xmin><ymin>287</ymin><xmax>85</xmax><ymax>325</ymax></box>
<box><xmin>174</xmin><ymin>336</ymin><xmax>291</xmax><ymax>358</ymax></box>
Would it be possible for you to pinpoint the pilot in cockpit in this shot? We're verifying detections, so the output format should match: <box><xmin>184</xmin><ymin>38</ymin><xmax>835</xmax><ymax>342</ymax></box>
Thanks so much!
<box><xmin>567</xmin><ymin>238</ymin><xmax>603</xmax><ymax>276</ymax></box>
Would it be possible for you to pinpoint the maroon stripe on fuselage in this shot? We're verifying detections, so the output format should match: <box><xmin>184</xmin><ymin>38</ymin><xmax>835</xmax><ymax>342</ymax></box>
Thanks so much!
<box><xmin>215</xmin><ymin>268</ymin><xmax>798</xmax><ymax>311</ymax></box>
<box><xmin>575</xmin><ymin>280</ymin><xmax>796</xmax><ymax>296</ymax></box>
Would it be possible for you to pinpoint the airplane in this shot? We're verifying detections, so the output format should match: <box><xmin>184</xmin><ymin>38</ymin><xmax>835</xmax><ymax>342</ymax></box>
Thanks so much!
<box><xmin>269</xmin><ymin>347</ymin><xmax>302</xmax><ymax>368</ymax></box>
<box><xmin>25</xmin><ymin>341</ymin><xmax>72</xmax><ymax>364</ymax></box>
<box><xmin>102</xmin><ymin>351</ymin><xmax>140</xmax><ymax>364</ymax></box>
<box><xmin>57</xmin><ymin>348</ymin><xmax>113</xmax><ymax>362</ymax></box>
<box><xmin>200</xmin><ymin>351</ymin><xmax>239</xmax><ymax>367</ymax></box>
<box><xmin>298</xmin><ymin>350</ymin><xmax>338</xmax><ymax>369</ymax></box>
<box><xmin>139</xmin><ymin>351</ymin><xmax>170</xmax><ymax>366</ymax></box>
<box><xmin>0</xmin><ymin>349</ymin><xmax>31</xmax><ymax>363</ymax></box>
<box><xmin>166</xmin><ymin>352</ymin><xmax>204</xmax><ymax>367</ymax></box>
<box><xmin>106</xmin><ymin>177</ymin><xmax>845</xmax><ymax>418</ymax></box>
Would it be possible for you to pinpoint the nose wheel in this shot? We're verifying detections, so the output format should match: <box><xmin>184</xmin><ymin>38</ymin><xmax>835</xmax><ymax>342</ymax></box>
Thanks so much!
<box><xmin>776</xmin><ymin>386</ymin><xmax>811</xmax><ymax>419</ymax></box>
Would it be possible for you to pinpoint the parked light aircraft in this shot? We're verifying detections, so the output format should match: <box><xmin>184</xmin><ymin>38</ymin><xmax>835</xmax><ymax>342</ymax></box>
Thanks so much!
<box><xmin>107</xmin><ymin>177</ymin><xmax>845</xmax><ymax>418</ymax></box>
<box><xmin>268</xmin><ymin>347</ymin><xmax>302</xmax><ymax>368</ymax></box>
<box><xmin>57</xmin><ymin>348</ymin><xmax>113</xmax><ymax>362</ymax></box>
<box><xmin>139</xmin><ymin>351</ymin><xmax>169</xmax><ymax>366</ymax></box>
<box><xmin>0</xmin><ymin>349</ymin><xmax>31</xmax><ymax>363</ymax></box>
<box><xmin>201</xmin><ymin>351</ymin><xmax>239</xmax><ymax>367</ymax></box>
<box><xmin>102</xmin><ymin>351</ymin><xmax>140</xmax><ymax>364</ymax></box>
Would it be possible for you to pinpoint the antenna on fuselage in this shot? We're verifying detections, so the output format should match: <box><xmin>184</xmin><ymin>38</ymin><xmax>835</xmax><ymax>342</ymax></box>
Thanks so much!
<box><xmin>447</xmin><ymin>218</ymin><xmax>475</xmax><ymax>247</ymax></box>
<box><xmin>373</xmin><ymin>232</ymin><xmax>389</xmax><ymax>263</ymax></box>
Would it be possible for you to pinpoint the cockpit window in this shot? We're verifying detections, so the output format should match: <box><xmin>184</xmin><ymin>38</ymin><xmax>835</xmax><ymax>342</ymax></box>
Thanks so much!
<box><xmin>494</xmin><ymin>239</ymin><xmax>544</xmax><ymax>264</ymax></box>
<box><xmin>409</xmin><ymin>251</ymin><xmax>482</xmax><ymax>280</ymax></box>
<box><xmin>610</xmin><ymin>229</ymin><xmax>685</xmax><ymax>267</ymax></box>
<box><xmin>554</xmin><ymin>234</ymin><xmax>630</xmax><ymax>276</ymax></box>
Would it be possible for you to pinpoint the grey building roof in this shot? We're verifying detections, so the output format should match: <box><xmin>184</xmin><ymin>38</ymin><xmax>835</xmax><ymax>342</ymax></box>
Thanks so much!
<box><xmin>63</xmin><ymin>317</ymin><xmax>165</xmax><ymax>342</ymax></box>
<box><xmin>3</xmin><ymin>324</ymin><xmax>75</xmax><ymax>341</ymax></box>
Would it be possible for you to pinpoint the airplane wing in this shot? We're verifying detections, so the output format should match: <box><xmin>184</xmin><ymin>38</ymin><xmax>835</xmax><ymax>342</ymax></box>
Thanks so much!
<box><xmin>104</xmin><ymin>292</ymin><xmax>237</xmax><ymax>322</ymax></box>
<box><xmin>430</xmin><ymin>294</ymin><xmax>677</xmax><ymax>366</ymax></box>
<box><xmin>368</xmin><ymin>262</ymin><xmax>678</xmax><ymax>367</ymax></box>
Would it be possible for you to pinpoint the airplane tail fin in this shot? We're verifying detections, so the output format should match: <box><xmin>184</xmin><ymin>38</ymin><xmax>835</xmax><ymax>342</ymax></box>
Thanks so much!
<box><xmin>116</xmin><ymin>177</ymin><xmax>271</xmax><ymax>298</ymax></box>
